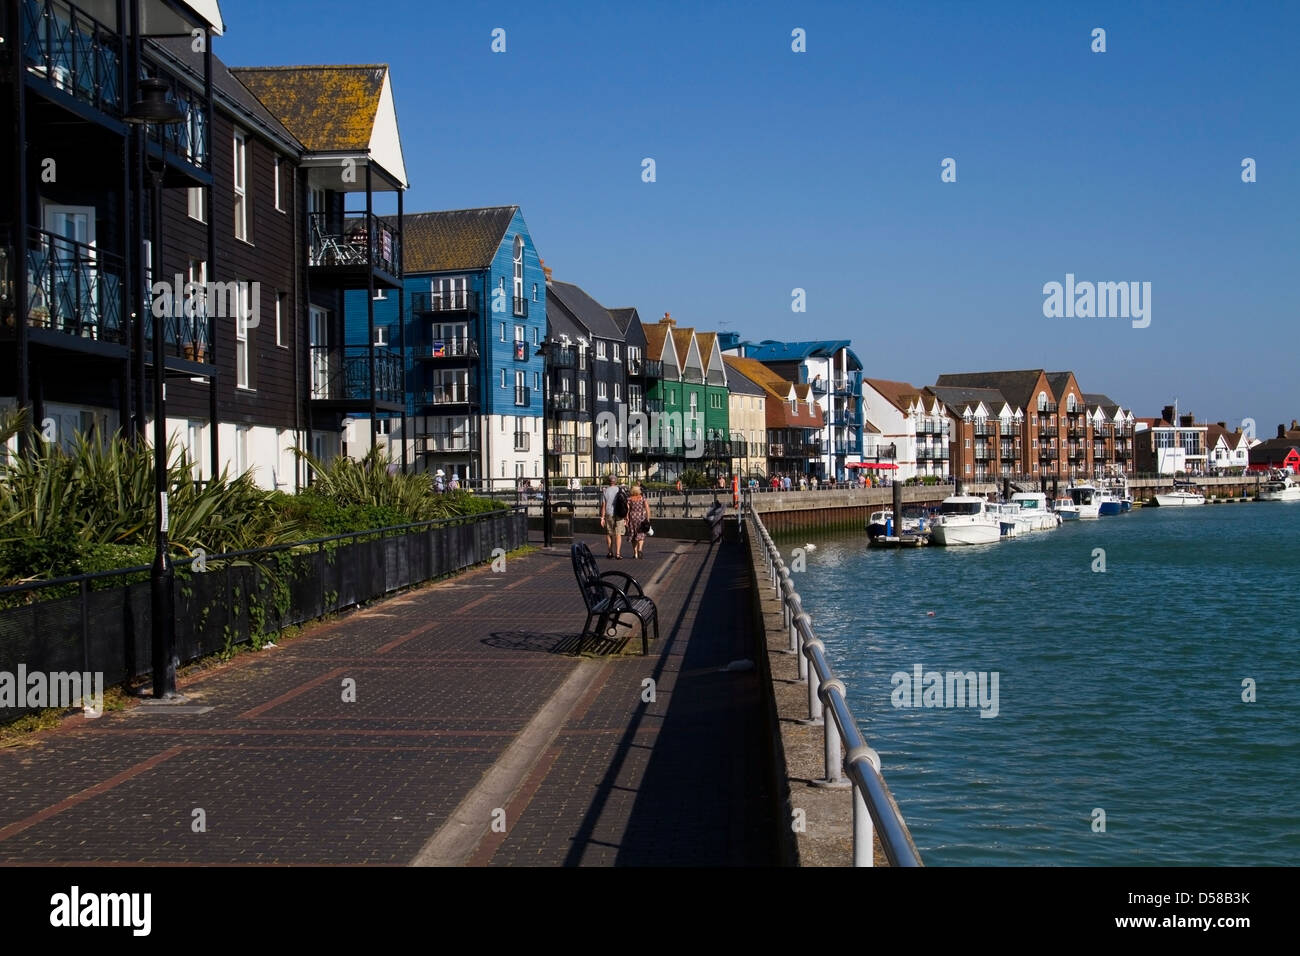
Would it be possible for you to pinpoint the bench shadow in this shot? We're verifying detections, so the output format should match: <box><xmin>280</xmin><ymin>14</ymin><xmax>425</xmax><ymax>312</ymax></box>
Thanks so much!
<box><xmin>482</xmin><ymin>630</ymin><xmax>632</xmax><ymax>656</ymax></box>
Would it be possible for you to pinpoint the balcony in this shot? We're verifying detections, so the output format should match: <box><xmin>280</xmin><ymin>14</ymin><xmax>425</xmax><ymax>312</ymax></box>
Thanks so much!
<box><xmin>1040</xmin><ymin>448</ymin><xmax>1059</xmax><ymax>460</ymax></box>
<box><xmin>514</xmin><ymin>385</ymin><xmax>531</xmax><ymax>407</ymax></box>
<box><xmin>550</xmin><ymin>435</ymin><xmax>593</xmax><ymax>456</ymax></box>
<box><xmin>413</xmin><ymin>377</ymin><xmax>477</xmax><ymax>409</ymax></box>
<box><xmin>974</xmin><ymin>445</ymin><xmax>990</xmax><ymax>460</ymax></box>
<box><xmin>411</xmin><ymin>290</ymin><xmax>478</xmax><ymax>316</ymax></box>
<box><xmin>512</xmin><ymin>296</ymin><xmax>528</xmax><ymax>318</ymax></box>
<box><xmin>413</xmin><ymin>339</ymin><xmax>478</xmax><ymax>361</ymax></box>
<box><xmin>1037</xmin><ymin>402</ymin><xmax>1058</xmax><ymax>413</ymax></box>
<box><xmin>309</xmin><ymin>346</ymin><xmax>405</xmax><ymax>411</ymax></box>
<box><xmin>1068</xmin><ymin>427</ymin><xmax>1087</xmax><ymax>439</ymax></box>
<box><xmin>308</xmin><ymin>212</ymin><xmax>402</xmax><ymax>289</ymax></box>
<box><xmin>513</xmin><ymin>432</ymin><xmax>530</xmax><ymax>452</ymax></box>
<box><xmin>416</xmin><ymin>430</ymin><xmax>478</xmax><ymax>455</ymax></box>
<box><xmin>548</xmin><ymin>392</ymin><xmax>576</xmax><ymax>413</ymax></box>
<box><xmin>22</xmin><ymin>0</ymin><xmax>124</xmax><ymax>118</ymax></box>
<box><xmin>1000</xmin><ymin>445</ymin><xmax>1016</xmax><ymax>460</ymax></box>
<box><xmin>702</xmin><ymin>439</ymin><xmax>736</xmax><ymax>459</ymax></box>
<box><xmin>1068</xmin><ymin>445</ymin><xmax>1083</xmax><ymax>459</ymax></box>
<box><xmin>1039</xmin><ymin>425</ymin><xmax>1059</xmax><ymax>438</ymax></box>
<box><xmin>14</xmin><ymin>228</ymin><xmax>127</xmax><ymax>351</ymax></box>
<box><xmin>973</xmin><ymin>422</ymin><xmax>995</xmax><ymax>436</ymax></box>
<box><xmin>546</xmin><ymin>345</ymin><xmax>576</xmax><ymax>369</ymax></box>
<box><xmin>1093</xmin><ymin>445</ymin><xmax>1107</xmax><ymax>458</ymax></box>
<box><xmin>628</xmin><ymin>357</ymin><xmax>663</xmax><ymax>379</ymax></box>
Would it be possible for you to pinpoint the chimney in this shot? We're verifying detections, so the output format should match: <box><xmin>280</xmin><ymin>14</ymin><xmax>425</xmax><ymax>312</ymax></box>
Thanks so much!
<box><xmin>1216</xmin><ymin>422</ymin><xmax>1226</xmax><ymax>429</ymax></box>
<box><xmin>1180</xmin><ymin>415</ymin><xmax>1194</xmax><ymax>428</ymax></box>
<box><xmin>1280</xmin><ymin>424</ymin><xmax>1287</xmax><ymax>439</ymax></box>
<box><xmin>661</xmin><ymin>312</ymin><xmax>675</xmax><ymax>327</ymax></box>
<box><xmin>1292</xmin><ymin>419</ymin><xmax>1298</xmax><ymax>431</ymax></box>
<box><xmin>539</xmin><ymin>257</ymin><xmax>553</xmax><ymax>285</ymax></box>
<box><xmin>1161</xmin><ymin>405</ymin><xmax>1175</xmax><ymax>425</ymax></box>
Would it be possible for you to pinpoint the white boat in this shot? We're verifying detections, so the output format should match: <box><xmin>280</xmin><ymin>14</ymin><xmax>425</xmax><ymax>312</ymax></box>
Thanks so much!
<box><xmin>1154</xmin><ymin>486</ymin><xmax>1205</xmax><ymax>507</ymax></box>
<box><xmin>1068</xmin><ymin>484</ymin><xmax>1103</xmax><ymax>519</ymax></box>
<box><xmin>1258</xmin><ymin>471</ymin><xmax>1300</xmax><ymax>502</ymax></box>
<box><xmin>930</xmin><ymin>496</ymin><xmax>1002</xmax><ymax>546</ymax></box>
<box><xmin>1010</xmin><ymin>491</ymin><xmax>1062</xmax><ymax>530</ymax></box>
<box><xmin>1053</xmin><ymin>496</ymin><xmax>1081</xmax><ymax>520</ymax></box>
<box><xmin>987</xmin><ymin>501</ymin><xmax>1028</xmax><ymax>537</ymax></box>
<box><xmin>866</xmin><ymin>510</ymin><xmax>923</xmax><ymax>539</ymax></box>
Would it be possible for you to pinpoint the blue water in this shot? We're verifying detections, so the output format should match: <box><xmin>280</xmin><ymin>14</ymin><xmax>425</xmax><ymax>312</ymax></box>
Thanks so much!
<box><xmin>786</xmin><ymin>503</ymin><xmax>1300</xmax><ymax>865</ymax></box>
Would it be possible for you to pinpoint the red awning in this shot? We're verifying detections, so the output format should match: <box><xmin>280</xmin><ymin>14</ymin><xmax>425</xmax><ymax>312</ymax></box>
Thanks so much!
<box><xmin>848</xmin><ymin>462</ymin><xmax>898</xmax><ymax>470</ymax></box>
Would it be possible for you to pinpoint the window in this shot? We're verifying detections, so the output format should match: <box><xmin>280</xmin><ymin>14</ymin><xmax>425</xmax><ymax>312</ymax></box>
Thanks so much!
<box><xmin>274</xmin><ymin>156</ymin><xmax>285</xmax><ymax>212</ymax></box>
<box><xmin>533</xmin><ymin>371</ymin><xmax>539</xmax><ymax>390</ymax></box>
<box><xmin>597</xmin><ymin>381</ymin><xmax>608</xmax><ymax>401</ymax></box>
<box><xmin>235</xmin><ymin>282</ymin><xmax>252</xmax><ymax>389</ymax></box>
<box><xmin>614</xmin><ymin>383</ymin><xmax>621</xmax><ymax>403</ymax></box>
<box><xmin>500</xmin><ymin>368</ymin><xmax>507</xmax><ymax>388</ymax></box>
<box><xmin>531</xmin><ymin>326</ymin><xmax>538</xmax><ymax>345</ymax></box>
<box><xmin>187</xmin><ymin>187</ymin><xmax>207</xmax><ymax>223</ymax></box>
<box><xmin>532</xmin><ymin>282</ymin><xmax>538</xmax><ymax>302</ymax></box>
<box><xmin>613</xmin><ymin>344</ymin><xmax>621</xmax><ymax>363</ymax></box>
<box><xmin>579</xmin><ymin>347</ymin><xmax>587</xmax><ymax>370</ymax></box>
<box><xmin>235</xmin><ymin>426</ymin><xmax>250</xmax><ymax>475</ymax></box>
<box><xmin>233</xmin><ymin>130</ymin><xmax>248</xmax><ymax>241</ymax></box>
<box><xmin>512</xmin><ymin>235</ymin><xmax>524</xmax><ymax>315</ymax></box>
<box><xmin>515</xmin><ymin>325</ymin><xmax>524</xmax><ymax>342</ymax></box>
<box><xmin>275</xmin><ymin>292</ymin><xmax>286</xmax><ymax>348</ymax></box>
<box><xmin>500</xmin><ymin>323</ymin><xmax>506</xmax><ymax>342</ymax></box>
<box><xmin>578</xmin><ymin>379</ymin><xmax>587</xmax><ymax>411</ymax></box>
<box><xmin>596</xmin><ymin>341</ymin><xmax>607</xmax><ymax>361</ymax></box>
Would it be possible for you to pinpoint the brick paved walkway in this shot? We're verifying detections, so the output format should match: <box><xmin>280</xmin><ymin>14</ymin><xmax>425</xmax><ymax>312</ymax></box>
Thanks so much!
<box><xmin>0</xmin><ymin>532</ymin><xmax>777</xmax><ymax>866</ymax></box>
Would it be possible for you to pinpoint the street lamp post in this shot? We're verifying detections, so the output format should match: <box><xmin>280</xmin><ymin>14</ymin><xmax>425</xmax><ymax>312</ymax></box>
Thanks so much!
<box><xmin>125</xmin><ymin>77</ymin><xmax>186</xmax><ymax>699</ymax></box>
<box><xmin>534</xmin><ymin>342</ymin><xmax>553</xmax><ymax>547</ymax></box>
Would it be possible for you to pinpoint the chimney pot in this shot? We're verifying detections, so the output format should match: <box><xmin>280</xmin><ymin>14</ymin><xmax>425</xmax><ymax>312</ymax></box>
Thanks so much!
<box><xmin>1280</xmin><ymin>424</ymin><xmax>1287</xmax><ymax>439</ymax></box>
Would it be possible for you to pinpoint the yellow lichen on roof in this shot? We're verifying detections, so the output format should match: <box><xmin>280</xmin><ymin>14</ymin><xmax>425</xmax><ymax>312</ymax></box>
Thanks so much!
<box><xmin>232</xmin><ymin>65</ymin><xmax>386</xmax><ymax>152</ymax></box>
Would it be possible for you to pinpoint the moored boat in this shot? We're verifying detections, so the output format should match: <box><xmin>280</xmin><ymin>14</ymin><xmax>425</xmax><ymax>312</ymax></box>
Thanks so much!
<box><xmin>1010</xmin><ymin>491</ymin><xmax>1062</xmax><ymax>529</ymax></box>
<box><xmin>930</xmin><ymin>496</ymin><xmax>1002</xmax><ymax>546</ymax></box>
<box><xmin>1258</xmin><ymin>470</ymin><xmax>1300</xmax><ymax>502</ymax></box>
<box><xmin>1154</xmin><ymin>484</ymin><xmax>1205</xmax><ymax>507</ymax></box>
<box><xmin>1068</xmin><ymin>484</ymin><xmax>1103</xmax><ymax>519</ymax></box>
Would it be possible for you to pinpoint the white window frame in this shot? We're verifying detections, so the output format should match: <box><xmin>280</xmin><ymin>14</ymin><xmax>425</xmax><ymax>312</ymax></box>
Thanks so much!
<box><xmin>233</xmin><ymin>129</ymin><xmax>248</xmax><ymax>242</ymax></box>
<box><xmin>500</xmin><ymin>368</ymin><xmax>507</xmax><ymax>388</ymax></box>
<box><xmin>235</xmin><ymin>282</ymin><xmax>252</xmax><ymax>389</ymax></box>
<box><xmin>273</xmin><ymin>155</ymin><xmax>285</xmax><ymax>212</ymax></box>
<box><xmin>596</xmin><ymin>341</ymin><xmax>607</xmax><ymax>361</ymax></box>
<box><xmin>275</xmin><ymin>292</ymin><xmax>286</xmax><ymax>348</ymax></box>
<box><xmin>187</xmin><ymin>186</ymin><xmax>207</xmax><ymax>223</ymax></box>
<box><xmin>597</xmin><ymin>381</ymin><xmax>608</xmax><ymax>401</ymax></box>
<box><xmin>614</xmin><ymin>383</ymin><xmax>621</xmax><ymax>403</ymax></box>
<box><xmin>613</xmin><ymin>343</ymin><xmax>621</xmax><ymax>363</ymax></box>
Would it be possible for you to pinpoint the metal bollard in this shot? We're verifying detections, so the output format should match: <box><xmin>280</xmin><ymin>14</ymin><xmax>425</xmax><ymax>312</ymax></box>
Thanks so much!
<box><xmin>804</xmin><ymin>636</ymin><xmax>823</xmax><ymax>722</ymax></box>
<box><xmin>847</xmin><ymin>744</ymin><xmax>881</xmax><ymax>867</ymax></box>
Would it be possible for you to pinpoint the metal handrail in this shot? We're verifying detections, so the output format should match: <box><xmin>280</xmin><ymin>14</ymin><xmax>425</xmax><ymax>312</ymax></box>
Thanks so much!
<box><xmin>745</xmin><ymin>495</ymin><xmax>922</xmax><ymax>868</ymax></box>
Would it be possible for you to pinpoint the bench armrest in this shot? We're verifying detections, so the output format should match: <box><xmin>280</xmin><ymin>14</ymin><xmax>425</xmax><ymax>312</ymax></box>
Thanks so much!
<box><xmin>590</xmin><ymin>577</ymin><xmax>635</xmax><ymax>611</ymax></box>
<box><xmin>599</xmin><ymin>570</ymin><xmax>646</xmax><ymax>598</ymax></box>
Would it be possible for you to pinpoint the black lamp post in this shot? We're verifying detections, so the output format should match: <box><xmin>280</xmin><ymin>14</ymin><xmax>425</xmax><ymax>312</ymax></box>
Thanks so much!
<box><xmin>125</xmin><ymin>77</ymin><xmax>186</xmax><ymax>698</ymax></box>
<box><xmin>534</xmin><ymin>342</ymin><xmax>554</xmax><ymax>547</ymax></box>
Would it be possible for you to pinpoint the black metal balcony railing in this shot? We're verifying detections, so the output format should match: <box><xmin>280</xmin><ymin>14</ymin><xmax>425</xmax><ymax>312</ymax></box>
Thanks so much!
<box><xmin>548</xmin><ymin>392</ymin><xmax>576</xmax><ymax>413</ymax></box>
<box><xmin>308</xmin><ymin>212</ymin><xmax>401</xmax><ymax>277</ymax></box>
<box><xmin>22</xmin><ymin>0</ymin><xmax>123</xmax><ymax>117</ymax></box>
<box><xmin>413</xmin><ymin>380</ymin><xmax>476</xmax><ymax>407</ymax></box>
<box><xmin>411</xmin><ymin>290</ymin><xmax>478</xmax><ymax>315</ymax></box>
<box><xmin>546</xmin><ymin>345</ymin><xmax>576</xmax><ymax>369</ymax></box>
<box><xmin>974</xmin><ymin>445</ymin><xmax>990</xmax><ymax>460</ymax></box>
<box><xmin>1041</xmin><ymin>448</ymin><xmax>1060</xmax><ymax>460</ymax></box>
<box><xmin>1000</xmin><ymin>445</ymin><xmax>1016</xmax><ymax>459</ymax></box>
<box><xmin>1093</xmin><ymin>445</ymin><xmax>1107</xmax><ymax>458</ymax></box>
<box><xmin>513</xmin><ymin>432</ymin><xmax>529</xmax><ymax>452</ymax></box>
<box><xmin>413</xmin><ymin>339</ymin><xmax>478</xmax><ymax>360</ymax></box>
<box><xmin>21</xmin><ymin>228</ymin><xmax>128</xmax><ymax>345</ymax></box>
<box><xmin>512</xmin><ymin>296</ymin><xmax>528</xmax><ymax>318</ymax></box>
<box><xmin>416</xmin><ymin>430</ymin><xmax>478</xmax><ymax>454</ymax></box>
<box><xmin>550</xmin><ymin>435</ymin><xmax>593</xmax><ymax>456</ymax></box>
<box><xmin>514</xmin><ymin>385</ymin><xmax>531</xmax><ymax>407</ymax></box>
<box><xmin>309</xmin><ymin>346</ymin><xmax>403</xmax><ymax>404</ymax></box>
<box><xmin>627</xmin><ymin>357</ymin><xmax>663</xmax><ymax>379</ymax></box>
<box><xmin>973</xmin><ymin>422</ymin><xmax>995</xmax><ymax>436</ymax></box>
<box><xmin>1039</xmin><ymin>425</ymin><xmax>1059</xmax><ymax>437</ymax></box>
<box><xmin>1068</xmin><ymin>445</ymin><xmax>1083</xmax><ymax>459</ymax></box>
<box><xmin>1038</xmin><ymin>402</ymin><xmax>1058</xmax><ymax>413</ymax></box>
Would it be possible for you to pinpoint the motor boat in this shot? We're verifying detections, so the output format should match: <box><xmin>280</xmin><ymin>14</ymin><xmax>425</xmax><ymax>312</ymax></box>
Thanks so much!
<box><xmin>866</xmin><ymin>509</ymin><xmax>923</xmax><ymax>540</ymax></box>
<box><xmin>1068</xmin><ymin>484</ymin><xmax>1103</xmax><ymax>519</ymax></box>
<box><xmin>1258</xmin><ymin>470</ymin><xmax>1300</xmax><ymax>502</ymax></box>
<box><xmin>929</xmin><ymin>496</ymin><xmax>1002</xmax><ymax>546</ymax></box>
<box><xmin>1010</xmin><ymin>491</ymin><xmax>1062</xmax><ymax>529</ymax></box>
<box><xmin>1053</xmin><ymin>496</ymin><xmax>1080</xmax><ymax>520</ymax></box>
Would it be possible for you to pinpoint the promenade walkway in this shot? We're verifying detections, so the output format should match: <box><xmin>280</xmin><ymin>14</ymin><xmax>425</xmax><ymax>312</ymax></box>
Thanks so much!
<box><xmin>0</xmin><ymin>532</ymin><xmax>778</xmax><ymax>866</ymax></box>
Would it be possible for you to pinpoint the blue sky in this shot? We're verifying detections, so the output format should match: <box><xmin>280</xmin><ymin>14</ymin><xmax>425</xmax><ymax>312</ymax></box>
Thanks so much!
<box><xmin>214</xmin><ymin>1</ymin><xmax>1298</xmax><ymax>429</ymax></box>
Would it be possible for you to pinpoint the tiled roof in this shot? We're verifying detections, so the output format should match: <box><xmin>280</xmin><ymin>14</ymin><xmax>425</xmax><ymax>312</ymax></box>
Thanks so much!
<box><xmin>864</xmin><ymin>377</ymin><xmax>923</xmax><ymax>414</ymax></box>
<box><xmin>1046</xmin><ymin>371</ymin><xmax>1076</xmax><ymax>398</ymax></box>
<box><xmin>232</xmin><ymin>65</ymin><xmax>387</xmax><ymax>152</ymax></box>
<box><xmin>696</xmin><ymin>331</ymin><xmax>720</xmax><ymax>373</ymax></box>
<box><xmin>926</xmin><ymin>384</ymin><xmax>1009</xmax><ymax>415</ymax></box>
<box><xmin>671</xmin><ymin>328</ymin><xmax>698</xmax><ymax>368</ymax></box>
<box><xmin>548</xmin><ymin>281</ymin><xmax>623</xmax><ymax>340</ymax></box>
<box><xmin>935</xmin><ymin>370</ymin><xmax>1047</xmax><ymax>410</ymax></box>
<box><xmin>722</xmin><ymin>357</ymin><xmax>766</xmax><ymax>396</ymax></box>
<box><xmin>400</xmin><ymin>207</ymin><xmax>517</xmax><ymax>273</ymax></box>
<box><xmin>641</xmin><ymin>321</ymin><xmax>677</xmax><ymax>366</ymax></box>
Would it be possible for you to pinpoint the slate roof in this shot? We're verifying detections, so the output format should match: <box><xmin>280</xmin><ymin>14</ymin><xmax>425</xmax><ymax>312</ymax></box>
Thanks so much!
<box><xmin>1046</xmin><ymin>372</ymin><xmax>1075</xmax><ymax>399</ymax></box>
<box><xmin>399</xmin><ymin>207</ymin><xmax>517</xmax><ymax>274</ymax></box>
<box><xmin>722</xmin><ymin>358</ymin><xmax>766</xmax><ymax>396</ymax></box>
<box><xmin>151</xmin><ymin>39</ymin><xmax>300</xmax><ymax>152</ymax></box>
<box><xmin>1248</xmin><ymin>439</ymin><xmax>1300</xmax><ymax>464</ymax></box>
<box><xmin>231</xmin><ymin>64</ymin><xmax>387</xmax><ymax>153</ymax></box>
<box><xmin>547</xmin><ymin>281</ymin><xmax>623</xmax><ymax>340</ymax></box>
<box><xmin>935</xmin><ymin>370</ymin><xmax>1046</xmax><ymax>410</ymax></box>
<box><xmin>926</xmin><ymin>385</ymin><xmax>1010</xmax><ymax>415</ymax></box>
<box><xmin>1082</xmin><ymin>392</ymin><xmax>1123</xmax><ymax>415</ymax></box>
<box><xmin>607</xmin><ymin>308</ymin><xmax>636</xmax><ymax>335</ymax></box>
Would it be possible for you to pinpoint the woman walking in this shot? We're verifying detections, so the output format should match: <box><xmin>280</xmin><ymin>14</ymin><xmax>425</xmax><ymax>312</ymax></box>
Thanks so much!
<box><xmin>625</xmin><ymin>483</ymin><xmax>652</xmax><ymax>559</ymax></box>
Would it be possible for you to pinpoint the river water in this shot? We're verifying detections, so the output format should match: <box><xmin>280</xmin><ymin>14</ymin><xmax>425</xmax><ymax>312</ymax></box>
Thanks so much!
<box><xmin>783</xmin><ymin>501</ymin><xmax>1300</xmax><ymax>865</ymax></box>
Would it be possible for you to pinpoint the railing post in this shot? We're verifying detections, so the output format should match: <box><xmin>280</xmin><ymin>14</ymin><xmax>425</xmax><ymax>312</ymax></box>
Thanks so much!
<box><xmin>816</xmin><ymin>679</ymin><xmax>848</xmax><ymax>789</ymax></box>
<box><xmin>803</xmin><ymin>636</ymin><xmax>822</xmax><ymax>721</ymax></box>
<box><xmin>848</xmin><ymin>745</ymin><xmax>882</xmax><ymax>867</ymax></box>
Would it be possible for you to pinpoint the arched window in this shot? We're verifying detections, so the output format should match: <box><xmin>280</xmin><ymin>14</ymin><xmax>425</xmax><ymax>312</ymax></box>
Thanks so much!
<box><xmin>1037</xmin><ymin>391</ymin><xmax>1047</xmax><ymax>411</ymax></box>
<box><xmin>512</xmin><ymin>235</ymin><xmax>524</xmax><ymax>315</ymax></box>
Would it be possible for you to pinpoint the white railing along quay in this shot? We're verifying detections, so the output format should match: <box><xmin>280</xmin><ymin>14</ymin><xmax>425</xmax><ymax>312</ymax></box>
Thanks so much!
<box><xmin>746</xmin><ymin>494</ymin><xmax>923</xmax><ymax>868</ymax></box>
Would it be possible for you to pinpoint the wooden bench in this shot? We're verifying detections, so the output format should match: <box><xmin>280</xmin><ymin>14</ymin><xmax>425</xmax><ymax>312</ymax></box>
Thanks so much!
<box><xmin>572</xmin><ymin>541</ymin><xmax>659</xmax><ymax>655</ymax></box>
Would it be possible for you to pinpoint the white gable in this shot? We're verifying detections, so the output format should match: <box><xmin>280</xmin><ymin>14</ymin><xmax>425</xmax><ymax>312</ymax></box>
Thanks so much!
<box><xmin>368</xmin><ymin>68</ymin><xmax>408</xmax><ymax>188</ymax></box>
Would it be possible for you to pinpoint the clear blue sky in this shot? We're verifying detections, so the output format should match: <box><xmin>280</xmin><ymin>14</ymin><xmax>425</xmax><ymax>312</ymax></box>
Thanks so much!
<box><xmin>214</xmin><ymin>0</ymin><xmax>1298</xmax><ymax>430</ymax></box>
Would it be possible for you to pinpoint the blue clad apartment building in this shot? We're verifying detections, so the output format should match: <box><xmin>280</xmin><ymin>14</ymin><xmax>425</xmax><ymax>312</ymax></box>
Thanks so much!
<box><xmin>345</xmin><ymin>206</ymin><xmax>546</xmax><ymax>484</ymax></box>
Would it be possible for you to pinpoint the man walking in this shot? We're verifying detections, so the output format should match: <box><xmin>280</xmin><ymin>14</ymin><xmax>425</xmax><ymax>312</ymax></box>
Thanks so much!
<box><xmin>600</xmin><ymin>473</ymin><xmax>626</xmax><ymax>559</ymax></box>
